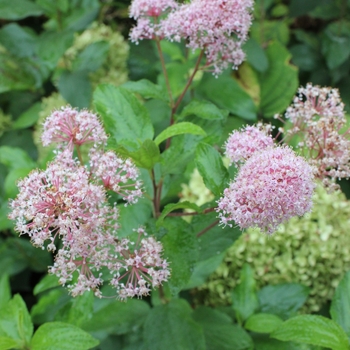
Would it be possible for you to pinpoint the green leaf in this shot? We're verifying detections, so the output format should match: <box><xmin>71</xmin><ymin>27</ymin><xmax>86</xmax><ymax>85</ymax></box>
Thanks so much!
<box><xmin>154</xmin><ymin>122</ymin><xmax>206</xmax><ymax>146</ymax></box>
<box><xmin>0</xmin><ymin>24</ymin><xmax>37</xmax><ymax>58</ymax></box>
<box><xmin>162</xmin><ymin>218</ymin><xmax>198</xmax><ymax>295</ymax></box>
<box><xmin>122</xmin><ymin>79</ymin><xmax>169</xmax><ymax>101</ymax></box>
<box><xmin>179</xmin><ymin>100</ymin><xmax>228</xmax><ymax>120</ymax></box>
<box><xmin>116</xmin><ymin>199</ymin><xmax>152</xmax><ymax>238</ymax></box>
<box><xmin>94</xmin><ymin>84</ymin><xmax>154</xmax><ymax>147</ymax></box>
<box><xmin>195</xmin><ymin>143</ymin><xmax>229</xmax><ymax>196</ymax></box>
<box><xmin>114</xmin><ymin>139</ymin><xmax>160</xmax><ymax>170</ymax></box>
<box><xmin>245</xmin><ymin>313</ymin><xmax>283</xmax><ymax>334</ymax></box>
<box><xmin>82</xmin><ymin>299</ymin><xmax>150</xmax><ymax>335</ymax></box>
<box><xmin>0</xmin><ymin>336</ymin><xmax>18</xmax><ymax>350</ymax></box>
<box><xmin>55</xmin><ymin>292</ymin><xmax>94</xmax><ymax>327</ymax></box>
<box><xmin>330</xmin><ymin>270</ymin><xmax>350</xmax><ymax>338</ymax></box>
<box><xmin>0</xmin><ymin>146</ymin><xmax>36</xmax><ymax>171</ymax></box>
<box><xmin>0</xmin><ymin>294</ymin><xmax>33</xmax><ymax>348</ymax></box>
<box><xmin>0</xmin><ymin>275</ymin><xmax>11</xmax><ymax>309</ymax></box>
<box><xmin>37</xmin><ymin>31</ymin><xmax>74</xmax><ymax>70</ymax></box>
<box><xmin>31</xmin><ymin>322</ymin><xmax>99</xmax><ymax>350</ymax></box>
<box><xmin>72</xmin><ymin>41</ymin><xmax>110</xmax><ymax>72</ymax></box>
<box><xmin>4</xmin><ymin>167</ymin><xmax>32</xmax><ymax>199</ymax></box>
<box><xmin>30</xmin><ymin>289</ymin><xmax>70</xmax><ymax>325</ymax></box>
<box><xmin>322</xmin><ymin>22</ymin><xmax>350</xmax><ymax>70</ymax></box>
<box><xmin>259</xmin><ymin>41</ymin><xmax>298</xmax><ymax>117</ymax></box>
<box><xmin>143</xmin><ymin>299</ymin><xmax>205</xmax><ymax>350</ymax></box>
<box><xmin>12</xmin><ymin>102</ymin><xmax>41</xmax><ymax>130</ymax></box>
<box><xmin>258</xmin><ymin>283</ymin><xmax>309</xmax><ymax>320</ymax></box>
<box><xmin>232</xmin><ymin>264</ymin><xmax>259</xmax><ymax>324</ymax></box>
<box><xmin>58</xmin><ymin>70</ymin><xmax>92</xmax><ymax>108</ymax></box>
<box><xmin>193</xmin><ymin>307</ymin><xmax>254</xmax><ymax>350</ymax></box>
<box><xmin>198</xmin><ymin>73</ymin><xmax>257</xmax><ymax>121</ymax></box>
<box><xmin>161</xmin><ymin>134</ymin><xmax>202</xmax><ymax>175</ymax></box>
<box><xmin>0</xmin><ymin>0</ymin><xmax>43</xmax><ymax>19</ymax></box>
<box><xmin>33</xmin><ymin>274</ymin><xmax>60</xmax><ymax>295</ymax></box>
<box><xmin>243</xmin><ymin>38</ymin><xmax>269</xmax><ymax>72</ymax></box>
<box><xmin>271</xmin><ymin>315</ymin><xmax>349</xmax><ymax>350</ymax></box>
<box><xmin>191</xmin><ymin>211</ymin><xmax>241</xmax><ymax>262</ymax></box>
<box><xmin>156</xmin><ymin>201</ymin><xmax>202</xmax><ymax>227</ymax></box>
<box><xmin>0</xmin><ymin>202</ymin><xmax>12</xmax><ymax>232</ymax></box>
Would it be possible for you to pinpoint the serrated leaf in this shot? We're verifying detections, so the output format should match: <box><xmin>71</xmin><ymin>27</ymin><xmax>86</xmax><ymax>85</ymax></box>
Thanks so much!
<box><xmin>193</xmin><ymin>307</ymin><xmax>253</xmax><ymax>350</ymax></box>
<box><xmin>160</xmin><ymin>134</ymin><xmax>202</xmax><ymax>175</ymax></box>
<box><xmin>122</xmin><ymin>79</ymin><xmax>169</xmax><ymax>101</ymax></box>
<box><xmin>0</xmin><ymin>0</ymin><xmax>43</xmax><ymax>19</ymax></box>
<box><xmin>156</xmin><ymin>201</ymin><xmax>202</xmax><ymax>227</ymax></box>
<box><xmin>259</xmin><ymin>41</ymin><xmax>298</xmax><ymax>117</ymax></box>
<box><xmin>94</xmin><ymin>84</ymin><xmax>154</xmax><ymax>147</ymax></box>
<box><xmin>0</xmin><ymin>294</ymin><xmax>33</xmax><ymax>348</ymax></box>
<box><xmin>195</xmin><ymin>143</ymin><xmax>229</xmax><ymax>196</ymax></box>
<box><xmin>128</xmin><ymin>139</ymin><xmax>160</xmax><ymax>169</ymax></box>
<box><xmin>154</xmin><ymin>122</ymin><xmax>206</xmax><ymax>146</ymax></box>
<box><xmin>179</xmin><ymin>100</ymin><xmax>228</xmax><ymax>120</ymax></box>
<box><xmin>271</xmin><ymin>315</ymin><xmax>349</xmax><ymax>350</ymax></box>
<box><xmin>232</xmin><ymin>264</ymin><xmax>259</xmax><ymax>324</ymax></box>
<box><xmin>143</xmin><ymin>299</ymin><xmax>205</xmax><ymax>350</ymax></box>
<box><xmin>162</xmin><ymin>218</ymin><xmax>198</xmax><ymax>295</ymax></box>
<box><xmin>82</xmin><ymin>299</ymin><xmax>150</xmax><ymax>335</ymax></box>
<box><xmin>245</xmin><ymin>313</ymin><xmax>283</xmax><ymax>334</ymax></box>
<box><xmin>330</xmin><ymin>270</ymin><xmax>350</xmax><ymax>338</ymax></box>
<box><xmin>30</xmin><ymin>322</ymin><xmax>99</xmax><ymax>350</ymax></box>
<box><xmin>258</xmin><ymin>283</ymin><xmax>309</xmax><ymax>320</ymax></box>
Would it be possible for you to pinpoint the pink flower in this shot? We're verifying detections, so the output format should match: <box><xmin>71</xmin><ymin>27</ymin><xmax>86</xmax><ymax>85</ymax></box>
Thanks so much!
<box><xmin>217</xmin><ymin>147</ymin><xmax>315</xmax><ymax>234</ymax></box>
<box><xmin>225</xmin><ymin>124</ymin><xmax>274</xmax><ymax>165</ymax></box>
<box><xmin>129</xmin><ymin>0</ymin><xmax>178</xmax><ymax>42</ymax></box>
<box><xmin>283</xmin><ymin>84</ymin><xmax>350</xmax><ymax>190</ymax></box>
<box><xmin>89</xmin><ymin>149</ymin><xmax>143</xmax><ymax>205</ymax></box>
<box><xmin>41</xmin><ymin>106</ymin><xmax>107</xmax><ymax>151</ymax></box>
<box><xmin>9</xmin><ymin>151</ymin><xmax>120</xmax><ymax>296</ymax></box>
<box><xmin>161</xmin><ymin>0</ymin><xmax>253</xmax><ymax>75</ymax></box>
<box><xmin>109</xmin><ymin>227</ymin><xmax>170</xmax><ymax>300</ymax></box>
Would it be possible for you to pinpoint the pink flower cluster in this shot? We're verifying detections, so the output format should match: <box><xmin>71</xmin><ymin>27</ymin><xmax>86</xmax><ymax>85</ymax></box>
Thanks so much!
<box><xmin>129</xmin><ymin>0</ymin><xmax>178</xmax><ymax>42</ymax></box>
<box><xmin>109</xmin><ymin>227</ymin><xmax>170</xmax><ymax>300</ymax></box>
<box><xmin>225</xmin><ymin>124</ymin><xmax>274</xmax><ymax>165</ymax></box>
<box><xmin>217</xmin><ymin>147</ymin><xmax>315</xmax><ymax>234</ymax></box>
<box><xmin>283</xmin><ymin>84</ymin><xmax>350</xmax><ymax>190</ymax></box>
<box><xmin>129</xmin><ymin>0</ymin><xmax>253</xmax><ymax>75</ymax></box>
<box><xmin>9</xmin><ymin>106</ymin><xmax>169</xmax><ymax>298</ymax></box>
<box><xmin>42</xmin><ymin>106</ymin><xmax>107</xmax><ymax>151</ymax></box>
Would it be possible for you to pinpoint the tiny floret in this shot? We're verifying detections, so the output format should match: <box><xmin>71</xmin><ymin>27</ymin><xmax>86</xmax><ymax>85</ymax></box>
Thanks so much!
<box><xmin>225</xmin><ymin>124</ymin><xmax>274</xmax><ymax>165</ymax></box>
<box><xmin>110</xmin><ymin>227</ymin><xmax>170</xmax><ymax>300</ymax></box>
<box><xmin>42</xmin><ymin>106</ymin><xmax>107</xmax><ymax>151</ymax></box>
<box><xmin>89</xmin><ymin>149</ymin><xmax>143</xmax><ymax>205</ymax></box>
<box><xmin>217</xmin><ymin>147</ymin><xmax>315</xmax><ymax>234</ymax></box>
<box><xmin>161</xmin><ymin>0</ymin><xmax>253</xmax><ymax>75</ymax></box>
<box><xmin>283</xmin><ymin>84</ymin><xmax>350</xmax><ymax>190</ymax></box>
